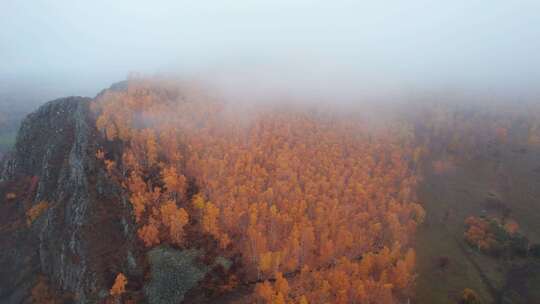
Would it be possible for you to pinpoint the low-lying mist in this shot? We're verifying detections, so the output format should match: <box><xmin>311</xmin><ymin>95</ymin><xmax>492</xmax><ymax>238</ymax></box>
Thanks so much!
<box><xmin>1</xmin><ymin>0</ymin><xmax>539</xmax><ymax>111</ymax></box>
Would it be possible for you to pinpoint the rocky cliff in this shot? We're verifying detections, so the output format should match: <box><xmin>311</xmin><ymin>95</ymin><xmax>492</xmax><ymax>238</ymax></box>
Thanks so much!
<box><xmin>0</xmin><ymin>96</ymin><xmax>144</xmax><ymax>303</ymax></box>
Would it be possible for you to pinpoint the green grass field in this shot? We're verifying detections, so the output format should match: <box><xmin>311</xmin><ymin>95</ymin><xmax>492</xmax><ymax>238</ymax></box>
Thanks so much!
<box><xmin>414</xmin><ymin>145</ymin><xmax>540</xmax><ymax>304</ymax></box>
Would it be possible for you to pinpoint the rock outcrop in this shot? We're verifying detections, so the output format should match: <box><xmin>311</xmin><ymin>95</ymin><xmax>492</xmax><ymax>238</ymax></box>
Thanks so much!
<box><xmin>0</xmin><ymin>96</ymin><xmax>143</xmax><ymax>303</ymax></box>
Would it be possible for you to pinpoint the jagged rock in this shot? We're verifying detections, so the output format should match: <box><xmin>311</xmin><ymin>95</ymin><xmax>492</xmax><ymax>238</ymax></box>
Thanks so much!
<box><xmin>0</xmin><ymin>96</ymin><xmax>143</xmax><ymax>303</ymax></box>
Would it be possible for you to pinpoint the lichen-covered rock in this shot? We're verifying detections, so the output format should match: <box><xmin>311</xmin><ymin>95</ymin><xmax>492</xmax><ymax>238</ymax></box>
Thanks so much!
<box><xmin>145</xmin><ymin>247</ymin><xmax>209</xmax><ymax>304</ymax></box>
<box><xmin>0</xmin><ymin>97</ymin><xmax>143</xmax><ymax>303</ymax></box>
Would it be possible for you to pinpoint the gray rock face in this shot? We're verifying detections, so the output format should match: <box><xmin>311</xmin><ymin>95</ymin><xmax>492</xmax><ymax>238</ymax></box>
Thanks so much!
<box><xmin>0</xmin><ymin>97</ymin><xmax>142</xmax><ymax>303</ymax></box>
<box><xmin>145</xmin><ymin>247</ymin><xmax>208</xmax><ymax>304</ymax></box>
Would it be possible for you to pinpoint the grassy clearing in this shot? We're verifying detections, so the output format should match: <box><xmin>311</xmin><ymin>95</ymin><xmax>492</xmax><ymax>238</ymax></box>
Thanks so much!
<box><xmin>414</xmin><ymin>164</ymin><xmax>497</xmax><ymax>304</ymax></box>
<box><xmin>415</xmin><ymin>145</ymin><xmax>540</xmax><ymax>303</ymax></box>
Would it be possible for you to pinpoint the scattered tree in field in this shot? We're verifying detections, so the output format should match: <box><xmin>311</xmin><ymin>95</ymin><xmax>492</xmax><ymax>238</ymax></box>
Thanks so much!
<box><xmin>503</xmin><ymin>219</ymin><xmax>519</xmax><ymax>235</ymax></box>
<box><xmin>436</xmin><ymin>256</ymin><xmax>450</xmax><ymax>270</ymax></box>
<box><xmin>465</xmin><ymin>216</ymin><xmax>531</xmax><ymax>257</ymax></box>
<box><xmin>464</xmin><ymin>216</ymin><xmax>496</xmax><ymax>252</ymax></box>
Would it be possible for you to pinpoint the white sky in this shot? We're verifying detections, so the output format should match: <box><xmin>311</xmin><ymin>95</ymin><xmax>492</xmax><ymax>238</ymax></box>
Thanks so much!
<box><xmin>1</xmin><ymin>0</ymin><xmax>539</xmax><ymax>98</ymax></box>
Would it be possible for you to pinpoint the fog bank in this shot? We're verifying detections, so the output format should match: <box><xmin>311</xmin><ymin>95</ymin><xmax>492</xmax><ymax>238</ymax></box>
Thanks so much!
<box><xmin>1</xmin><ymin>0</ymin><xmax>539</xmax><ymax>102</ymax></box>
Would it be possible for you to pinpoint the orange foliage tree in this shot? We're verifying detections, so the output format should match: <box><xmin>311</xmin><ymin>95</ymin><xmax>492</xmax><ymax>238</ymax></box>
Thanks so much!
<box><xmin>110</xmin><ymin>273</ymin><xmax>127</xmax><ymax>297</ymax></box>
<box><xmin>464</xmin><ymin>216</ymin><xmax>497</xmax><ymax>252</ymax></box>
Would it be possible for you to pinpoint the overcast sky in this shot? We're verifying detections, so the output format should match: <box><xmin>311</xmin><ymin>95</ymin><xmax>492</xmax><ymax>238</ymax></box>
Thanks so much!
<box><xmin>1</xmin><ymin>0</ymin><xmax>539</xmax><ymax>99</ymax></box>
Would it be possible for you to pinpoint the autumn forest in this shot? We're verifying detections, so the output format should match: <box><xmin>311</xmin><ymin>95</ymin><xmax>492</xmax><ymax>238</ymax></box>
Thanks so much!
<box><xmin>89</xmin><ymin>79</ymin><xmax>428</xmax><ymax>304</ymax></box>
